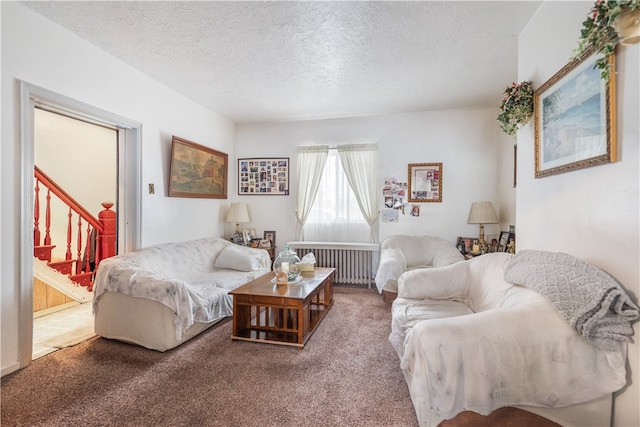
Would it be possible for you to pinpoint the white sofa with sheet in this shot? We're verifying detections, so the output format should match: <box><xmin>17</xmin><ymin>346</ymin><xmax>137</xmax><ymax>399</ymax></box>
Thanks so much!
<box><xmin>93</xmin><ymin>237</ymin><xmax>271</xmax><ymax>351</ymax></box>
<box><xmin>375</xmin><ymin>235</ymin><xmax>464</xmax><ymax>295</ymax></box>
<box><xmin>391</xmin><ymin>251</ymin><xmax>639</xmax><ymax>426</ymax></box>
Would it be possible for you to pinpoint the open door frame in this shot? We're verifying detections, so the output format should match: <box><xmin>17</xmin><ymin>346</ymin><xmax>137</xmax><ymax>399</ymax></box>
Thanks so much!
<box><xmin>19</xmin><ymin>81</ymin><xmax>142</xmax><ymax>367</ymax></box>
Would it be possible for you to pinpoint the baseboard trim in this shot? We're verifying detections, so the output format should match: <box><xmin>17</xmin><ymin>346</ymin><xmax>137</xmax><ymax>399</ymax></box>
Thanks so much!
<box><xmin>2</xmin><ymin>361</ymin><xmax>21</xmax><ymax>378</ymax></box>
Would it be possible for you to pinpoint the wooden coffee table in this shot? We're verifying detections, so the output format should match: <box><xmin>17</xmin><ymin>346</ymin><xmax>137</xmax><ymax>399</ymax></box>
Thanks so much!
<box><xmin>229</xmin><ymin>267</ymin><xmax>335</xmax><ymax>348</ymax></box>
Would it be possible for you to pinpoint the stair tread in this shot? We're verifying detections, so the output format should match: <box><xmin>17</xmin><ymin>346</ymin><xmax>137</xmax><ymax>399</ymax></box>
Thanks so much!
<box><xmin>69</xmin><ymin>271</ymin><xmax>93</xmax><ymax>278</ymax></box>
<box><xmin>48</xmin><ymin>259</ymin><xmax>74</xmax><ymax>266</ymax></box>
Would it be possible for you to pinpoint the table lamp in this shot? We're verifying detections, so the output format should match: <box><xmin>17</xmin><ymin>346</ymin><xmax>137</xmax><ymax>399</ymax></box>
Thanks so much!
<box><xmin>226</xmin><ymin>202</ymin><xmax>249</xmax><ymax>243</ymax></box>
<box><xmin>467</xmin><ymin>201</ymin><xmax>498</xmax><ymax>253</ymax></box>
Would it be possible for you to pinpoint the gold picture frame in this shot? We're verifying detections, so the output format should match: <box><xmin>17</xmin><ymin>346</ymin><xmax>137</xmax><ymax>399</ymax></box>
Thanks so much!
<box><xmin>168</xmin><ymin>136</ymin><xmax>228</xmax><ymax>198</ymax></box>
<box><xmin>534</xmin><ymin>49</ymin><xmax>616</xmax><ymax>178</ymax></box>
<box><xmin>408</xmin><ymin>163</ymin><xmax>442</xmax><ymax>202</ymax></box>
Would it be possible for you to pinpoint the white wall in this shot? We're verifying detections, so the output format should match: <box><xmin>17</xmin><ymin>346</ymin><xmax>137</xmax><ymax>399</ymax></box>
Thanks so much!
<box><xmin>235</xmin><ymin>107</ymin><xmax>506</xmax><ymax>249</ymax></box>
<box><xmin>1</xmin><ymin>3</ymin><xmax>235</xmax><ymax>374</ymax></box>
<box><xmin>518</xmin><ymin>2</ymin><xmax>639</xmax><ymax>426</ymax></box>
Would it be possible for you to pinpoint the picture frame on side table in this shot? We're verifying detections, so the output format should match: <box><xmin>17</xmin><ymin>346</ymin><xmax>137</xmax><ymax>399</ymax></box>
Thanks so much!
<box><xmin>498</xmin><ymin>231</ymin><xmax>510</xmax><ymax>252</ymax></box>
<box><xmin>534</xmin><ymin>49</ymin><xmax>616</xmax><ymax>178</ymax></box>
<box><xmin>169</xmin><ymin>136</ymin><xmax>228</xmax><ymax>199</ymax></box>
<box><xmin>263</xmin><ymin>230</ymin><xmax>276</xmax><ymax>248</ymax></box>
<box><xmin>238</xmin><ymin>158</ymin><xmax>289</xmax><ymax>195</ymax></box>
<box><xmin>408</xmin><ymin>163</ymin><xmax>442</xmax><ymax>202</ymax></box>
<box><xmin>259</xmin><ymin>239</ymin><xmax>271</xmax><ymax>248</ymax></box>
<box><xmin>456</xmin><ymin>237</ymin><xmax>476</xmax><ymax>254</ymax></box>
<box><xmin>242</xmin><ymin>228</ymin><xmax>257</xmax><ymax>245</ymax></box>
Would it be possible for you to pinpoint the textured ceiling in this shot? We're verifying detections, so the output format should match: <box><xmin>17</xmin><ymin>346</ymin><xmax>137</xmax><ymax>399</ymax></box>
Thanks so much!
<box><xmin>23</xmin><ymin>1</ymin><xmax>542</xmax><ymax>124</ymax></box>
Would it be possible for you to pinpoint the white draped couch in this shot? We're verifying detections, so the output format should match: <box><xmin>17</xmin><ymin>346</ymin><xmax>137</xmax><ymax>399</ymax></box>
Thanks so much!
<box><xmin>391</xmin><ymin>251</ymin><xmax>638</xmax><ymax>426</ymax></box>
<box><xmin>93</xmin><ymin>237</ymin><xmax>271</xmax><ymax>351</ymax></box>
<box><xmin>375</xmin><ymin>235</ymin><xmax>464</xmax><ymax>297</ymax></box>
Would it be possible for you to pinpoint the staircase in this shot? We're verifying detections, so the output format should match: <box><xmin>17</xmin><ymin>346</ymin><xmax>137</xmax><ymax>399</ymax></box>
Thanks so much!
<box><xmin>34</xmin><ymin>244</ymin><xmax>95</xmax><ymax>289</ymax></box>
<box><xmin>34</xmin><ymin>166</ymin><xmax>116</xmax><ymax>292</ymax></box>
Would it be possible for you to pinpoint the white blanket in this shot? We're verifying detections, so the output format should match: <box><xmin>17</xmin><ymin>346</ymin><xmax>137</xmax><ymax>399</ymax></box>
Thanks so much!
<box><xmin>504</xmin><ymin>250</ymin><xmax>640</xmax><ymax>351</ymax></box>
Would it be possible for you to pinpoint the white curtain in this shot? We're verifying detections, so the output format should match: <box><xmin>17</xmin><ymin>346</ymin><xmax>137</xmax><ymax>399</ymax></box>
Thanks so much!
<box><xmin>295</xmin><ymin>145</ymin><xmax>329</xmax><ymax>240</ymax></box>
<box><xmin>304</xmin><ymin>150</ymin><xmax>369</xmax><ymax>242</ymax></box>
<box><xmin>338</xmin><ymin>143</ymin><xmax>380</xmax><ymax>243</ymax></box>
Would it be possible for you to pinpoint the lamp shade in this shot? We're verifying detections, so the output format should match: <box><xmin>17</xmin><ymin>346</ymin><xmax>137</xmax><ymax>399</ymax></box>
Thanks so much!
<box><xmin>226</xmin><ymin>202</ymin><xmax>249</xmax><ymax>224</ymax></box>
<box><xmin>467</xmin><ymin>201</ymin><xmax>498</xmax><ymax>224</ymax></box>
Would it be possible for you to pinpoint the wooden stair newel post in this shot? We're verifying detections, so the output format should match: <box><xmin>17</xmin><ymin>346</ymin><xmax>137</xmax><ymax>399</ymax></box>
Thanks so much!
<box><xmin>97</xmin><ymin>202</ymin><xmax>116</xmax><ymax>266</ymax></box>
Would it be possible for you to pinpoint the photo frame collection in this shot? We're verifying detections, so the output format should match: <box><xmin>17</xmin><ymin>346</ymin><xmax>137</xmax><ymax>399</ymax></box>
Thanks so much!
<box><xmin>238</xmin><ymin>158</ymin><xmax>289</xmax><ymax>195</ymax></box>
<box><xmin>168</xmin><ymin>136</ymin><xmax>228</xmax><ymax>199</ymax></box>
<box><xmin>534</xmin><ymin>49</ymin><xmax>616</xmax><ymax>178</ymax></box>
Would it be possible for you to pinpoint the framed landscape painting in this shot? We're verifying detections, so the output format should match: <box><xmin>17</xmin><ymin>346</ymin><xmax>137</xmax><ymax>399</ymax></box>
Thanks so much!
<box><xmin>169</xmin><ymin>136</ymin><xmax>228</xmax><ymax>198</ymax></box>
<box><xmin>534</xmin><ymin>49</ymin><xmax>616</xmax><ymax>178</ymax></box>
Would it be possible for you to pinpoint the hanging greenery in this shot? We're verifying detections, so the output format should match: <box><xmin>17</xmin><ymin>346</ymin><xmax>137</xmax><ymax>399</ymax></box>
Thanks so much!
<box><xmin>573</xmin><ymin>0</ymin><xmax>640</xmax><ymax>81</ymax></box>
<box><xmin>497</xmin><ymin>81</ymin><xmax>534</xmax><ymax>137</ymax></box>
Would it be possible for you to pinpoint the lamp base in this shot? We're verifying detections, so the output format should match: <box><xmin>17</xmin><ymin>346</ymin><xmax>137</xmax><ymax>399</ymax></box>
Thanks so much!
<box><xmin>478</xmin><ymin>223</ymin><xmax>489</xmax><ymax>254</ymax></box>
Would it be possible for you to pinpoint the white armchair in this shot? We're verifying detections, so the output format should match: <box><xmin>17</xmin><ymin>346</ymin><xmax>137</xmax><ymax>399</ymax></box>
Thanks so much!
<box><xmin>391</xmin><ymin>252</ymin><xmax>635</xmax><ymax>427</ymax></box>
<box><xmin>374</xmin><ymin>235</ymin><xmax>463</xmax><ymax>296</ymax></box>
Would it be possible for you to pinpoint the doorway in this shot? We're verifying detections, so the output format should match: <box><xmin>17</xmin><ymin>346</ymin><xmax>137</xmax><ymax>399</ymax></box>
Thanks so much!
<box><xmin>19</xmin><ymin>82</ymin><xmax>142</xmax><ymax>367</ymax></box>
<box><xmin>32</xmin><ymin>108</ymin><xmax>118</xmax><ymax>358</ymax></box>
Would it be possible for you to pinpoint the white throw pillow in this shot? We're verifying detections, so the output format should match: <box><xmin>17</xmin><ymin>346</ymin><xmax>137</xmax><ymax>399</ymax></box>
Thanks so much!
<box><xmin>214</xmin><ymin>245</ymin><xmax>261</xmax><ymax>272</ymax></box>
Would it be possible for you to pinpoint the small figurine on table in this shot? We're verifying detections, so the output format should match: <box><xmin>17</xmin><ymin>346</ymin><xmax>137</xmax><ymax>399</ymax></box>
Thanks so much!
<box><xmin>276</xmin><ymin>271</ymin><xmax>288</xmax><ymax>285</ymax></box>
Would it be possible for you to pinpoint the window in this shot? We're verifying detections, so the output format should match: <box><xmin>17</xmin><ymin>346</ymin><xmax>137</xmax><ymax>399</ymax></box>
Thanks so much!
<box><xmin>304</xmin><ymin>150</ymin><xmax>369</xmax><ymax>242</ymax></box>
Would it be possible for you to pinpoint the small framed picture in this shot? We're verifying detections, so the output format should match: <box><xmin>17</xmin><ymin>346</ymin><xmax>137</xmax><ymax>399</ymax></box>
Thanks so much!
<box><xmin>263</xmin><ymin>230</ymin><xmax>276</xmax><ymax>248</ymax></box>
<box><xmin>456</xmin><ymin>237</ymin><xmax>476</xmax><ymax>254</ymax></box>
<box><xmin>259</xmin><ymin>239</ymin><xmax>271</xmax><ymax>248</ymax></box>
<box><xmin>498</xmin><ymin>231</ymin><xmax>510</xmax><ymax>252</ymax></box>
<box><xmin>242</xmin><ymin>228</ymin><xmax>256</xmax><ymax>245</ymax></box>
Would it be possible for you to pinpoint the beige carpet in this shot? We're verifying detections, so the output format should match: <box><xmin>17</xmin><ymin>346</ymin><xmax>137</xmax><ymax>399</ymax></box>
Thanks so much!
<box><xmin>2</xmin><ymin>287</ymin><xmax>419</xmax><ymax>427</ymax></box>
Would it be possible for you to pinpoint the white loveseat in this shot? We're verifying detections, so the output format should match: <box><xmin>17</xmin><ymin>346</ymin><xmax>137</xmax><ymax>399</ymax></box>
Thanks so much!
<box><xmin>375</xmin><ymin>235</ymin><xmax>464</xmax><ymax>296</ymax></box>
<box><xmin>391</xmin><ymin>251</ymin><xmax>638</xmax><ymax>427</ymax></box>
<box><xmin>93</xmin><ymin>237</ymin><xmax>271</xmax><ymax>351</ymax></box>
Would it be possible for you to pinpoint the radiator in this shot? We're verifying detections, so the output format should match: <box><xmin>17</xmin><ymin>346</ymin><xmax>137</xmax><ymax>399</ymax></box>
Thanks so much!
<box><xmin>287</xmin><ymin>241</ymin><xmax>379</xmax><ymax>288</ymax></box>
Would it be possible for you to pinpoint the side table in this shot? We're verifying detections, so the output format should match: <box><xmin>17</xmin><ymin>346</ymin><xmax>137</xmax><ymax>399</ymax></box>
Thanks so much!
<box><xmin>382</xmin><ymin>280</ymin><xmax>398</xmax><ymax>303</ymax></box>
<box><xmin>262</xmin><ymin>246</ymin><xmax>275</xmax><ymax>263</ymax></box>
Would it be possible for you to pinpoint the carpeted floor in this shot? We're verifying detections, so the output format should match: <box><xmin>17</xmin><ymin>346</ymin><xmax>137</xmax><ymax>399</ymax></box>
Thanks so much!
<box><xmin>1</xmin><ymin>287</ymin><xmax>419</xmax><ymax>427</ymax></box>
